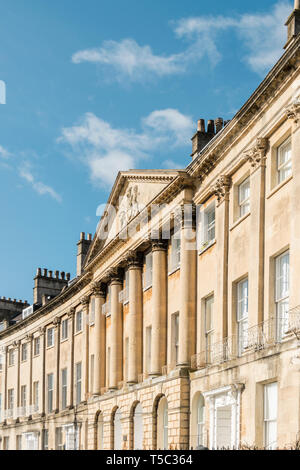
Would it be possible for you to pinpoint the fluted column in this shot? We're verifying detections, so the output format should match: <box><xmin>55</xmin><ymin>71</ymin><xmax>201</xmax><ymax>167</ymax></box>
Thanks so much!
<box><xmin>244</xmin><ymin>138</ymin><xmax>268</xmax><ymax>327</ymax></box>
<box><xmin>81</xmin><ymin>296</ymin><xmax>90</xmax><ymax>401</ymax></box>
<box><xmin>286</xmin><ymin>99</ymin><xmax>300</xmax><ymax>309</ymax></box>
<box><xmin>109</xmin><ymin>268</ymin><xmax>123</xmax><ymax>390</ymax></box>
<box><xmin>92</xmin><ymin>282</ymin><xmax>106</xmax><ymax>395</ymax></box>
<box><xmin>53</xmin><ymin>317</ymin><xmax>61</xmax><ymax>412</ymax></box>
<box><xmin>127</xmin><ymin>252</ymin><xmax>143</xmax><ymax>384</ymax></box>
<box><xmin>177</xmin><ymin>204</ymin><xmax>197</xmax><ymax>367</ymax></box>
<box><xmin>150</xmin><ymin>239</ymin><xmax>167</xmax><ymax>377</ymax></box>
<box><xmin>211</xmin><ymin>176</ymin><xmax>231</xmax><ymax>342</ymax></box>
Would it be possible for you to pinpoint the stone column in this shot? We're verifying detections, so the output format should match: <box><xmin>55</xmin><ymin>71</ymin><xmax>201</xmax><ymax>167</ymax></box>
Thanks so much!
<box><xmin>27</xmin><ymin>334</ymin><xmax>34</xmax><ymax>409</ymax></box>
<box><xmin>92</xmin><ymin>282</ymin><xmax>106</xmax><ymax>395</ymax></box>
<box><xmin>4</xmin><ymin>347</ymin><xmax>8</xmax><ymax>412</ymax></box>
<box><xmin>16</xmin><ymin>341</ymin><xmax>21</xmax><ymax>409</ymax></box>
<box><xmin>150</xmin><ymin>239</ymin><xmax>167</xmax><ymax>377</ymax></box>
<box><xmin>177</xmin><ymin>204</ymin><xmax>197</xmax><ymax>368</ymax></box>
<box><xmin>39</xmin><ymin>327</ymin><xmax>46</xmax><ymax>416</ymax></box>
<box><xmin>286</xmin><ymin>100</ymin><xmax>300</xmax><ymax>310</ymax></box>
<box><xmin>53</xmin><ymin>317</ymin><xmax>61</xmax><ymax>412</ymax></box>
<box><xmin>68</xmin><ymin>308</ymin><xmax>75</xmax><ymax>408</ymax></box>
<box><xmin>211</xmin><ymin>176</ymin><xmax>231</xmax><ymax>342</ymax></box>
<box><xmin>244</xmin><ymin>138</ymin><xmax>268</xmax><ymax>327</ymax></box>
<box><xmin>109</xmin><ymin>268</ymin><xmax>123</xmax><ymax>390</ymax></box>
<box><xmin>127</xmin><ymin>252</ymin><xmax>143</xmax><ymax>384</ymax></box>
<box><xmin>81</xmin><ymin>296</ymin><xmax>90</xmax><ymax>401</ymax></box>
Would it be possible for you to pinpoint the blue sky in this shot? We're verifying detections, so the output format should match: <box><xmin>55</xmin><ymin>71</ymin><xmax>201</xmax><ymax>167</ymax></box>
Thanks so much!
<box><xmin>0</xmin><ymin>0</ymin><xmax>293</xmax><ymax>303</ymax></box>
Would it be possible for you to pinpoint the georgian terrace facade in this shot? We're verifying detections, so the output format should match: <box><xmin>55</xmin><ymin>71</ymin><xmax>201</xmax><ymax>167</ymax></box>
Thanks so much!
<box><xmin>2</xmin><ymin>4</ymin><xmax>300</xmax><ymax>451</ymax></box>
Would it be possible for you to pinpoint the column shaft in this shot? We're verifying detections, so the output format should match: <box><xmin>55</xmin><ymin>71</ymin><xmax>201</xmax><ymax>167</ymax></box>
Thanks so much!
<box><xmin>178</xmin><ymin>218</ymin><xmax>197</xmax><ymax>367</ymax></box>
<box><xmin>93</xmin><ymin>284</ymin><xmax>106</xmax><ymax>395</ymax></box>
<box><xmin>150</xmin><ymin>241</ymin><xmax>167</xmax><ymax>376</ymax></box>
<box><xmin>128</xmin><ymin>257</ymin><xmax>143</xmax><ymax>384</ymax></box>
<box><xmin>109</xmin><ymin>275</ymin><xmax>123</xmax><ymax>390</ymax></box>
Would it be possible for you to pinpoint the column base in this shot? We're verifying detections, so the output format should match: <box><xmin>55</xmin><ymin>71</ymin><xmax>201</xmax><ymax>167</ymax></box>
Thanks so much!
<box><xmin>149</xmin><ymin>372</ymin><xmax>162</xmax><ymax>378</ymax></box>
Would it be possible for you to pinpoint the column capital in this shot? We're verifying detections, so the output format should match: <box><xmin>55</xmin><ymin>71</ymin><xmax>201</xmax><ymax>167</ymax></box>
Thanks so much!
<box><xmin>91</xmin><ymin>281</ymin><xmax>107</xmax><ymax>298</ymax></box>
<box><xmin>25</xmin><ymin>333</ymin><xmax>34</xmax><ymax>342</ymax></box>
<box><xmin>80</xmin><ymin>295</ymin><xmax>90</xmax><ymax>308</ymax></box>
<box><xmin>285</xmin><ymin>96</ymin><xmax>300</xmax><ymax>124</ymax></box>
<box><xmin>211</xmin><ymin>175</ymin><xmax>232</xmax><ymax>204</ymax></box>
<box><xmin>68</xmin><ymin>307</ymin><xmax>76</xmax><ymax>318</ymax></box>
<box><xmin>39</xmin><ymin>326</ymin><xmax>46</xmax><ymax>335</ymax></box>
<box><xmin>53</xmin><ymin>316</ymin><xmax>61</xmax><ymax>327</ymax></box>
<box><xmin>107</xmin><ymin>267</ymin><xmax>123</xmax><ymax>284</ymax></box>
<box><xmin>126</xmin><ymin>250</ymin><xmax>143</xmax><ymax>269</ymax></box>
<box><xmin>13</xmin><ymin>340</ymin><xmax>21</xmax><ymax>347</ymax></box>
<box><xmin>243</xmin><ymin>137</ymin><xmax>269</xmax><ymax>170</ymax></box>
<box><xmin>151</xmin><ymin>239</ymin><xmax>168</xmax><ymax>252</ymax></box>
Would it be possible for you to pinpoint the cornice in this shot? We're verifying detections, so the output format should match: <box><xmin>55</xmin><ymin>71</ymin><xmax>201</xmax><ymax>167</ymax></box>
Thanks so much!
<box><xmin>0</xmin><ymin>271</ymin><xmax>92</xmax><ymax>339</ymax></box>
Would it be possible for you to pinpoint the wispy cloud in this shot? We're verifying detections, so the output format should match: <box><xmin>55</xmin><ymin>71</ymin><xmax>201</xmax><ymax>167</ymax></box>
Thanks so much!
<box><xmin>72</xmin><ymin>2</ymin><xmax>291</xmax><ymax>80</ymax></box>
<box><xmin>58</xmin><ymin>109</ymin><xmax>193</xmax><ymax>186</ymax></box>
<box><xmin>0</xmin><ymin>145</ymin><xmax>11</xmax><ymax>159</ymax></box>
<box><xmin>19</xmin><ymin>163</ymin><xmax>62</xmax><ymax>203</ymax></box>
<box><xmin>174</xmin><ymin>1</ymin><xmax>292</xmax><ymax>75</ymax></box>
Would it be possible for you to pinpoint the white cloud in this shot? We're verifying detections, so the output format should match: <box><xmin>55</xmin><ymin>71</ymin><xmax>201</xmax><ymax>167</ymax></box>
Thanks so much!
<box><xmin>72</xmin><ymin>39</ymin><xmax>184</xmax><ymax>81</ymax></box>
<box><xmin>163</xmin><ymin>159</ymin><xmax>185</xmax><ymax>169</ymax></box>
<box><xmin>59</xmin><ymin>108</ymin><xmax>192</xmax><ymax>186</ymax></box>
<box><xmin>0</xmin><ymin>145</ymin><xmax>10</xmax><ymax>158</ymax></box>
<box><xmin>19</xmin><ymin>163</ymin><xmax>62</xmax><ymax>203</ymax></box>
<box><xmin>143</xmin><ymin>109</ymin><xmax>194</xmax><ymax>146</ymax></box>
<box><xmin>174</xmin><ymin>1</ymin><xmax>292</xmax><ymax>75</ymax></box>
<box><xmin>72</xmin><ymin>2</ymin><xmax>292</xmax><ymax>79</ymax></box>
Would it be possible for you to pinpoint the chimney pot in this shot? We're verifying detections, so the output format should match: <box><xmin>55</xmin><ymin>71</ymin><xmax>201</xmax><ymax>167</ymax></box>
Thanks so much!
<box><xmin>207</xmin><ymin>120</ymin><xmax>215</xmax><ymax>134</ymax></box>
<box><xmin>55</xmin><ymin>270</ymin><xmax>59</xmax><ymax>279</ymax></box>
<box><xmin>80</xmin><ymin>232</ymin><xmax>85</xmax><ymax>241</ymax></box>
<box><xmin>36</xmin><ymin>268</ymin><xmax>42</xmax><ymax>277</ymax></box>
<box><xmin>215</xmin><ymin>118</ymin><xmax>224</xmax><ymax>133</ymax></box>
<box><xmin>87</xmin><ymin>233</ymin><xmax>92</xmax><ymax>241</ymax></box>
<box><xmin>61</xmin><ymin>272</ymin><xmax>65</xmax><ymax>280</ymax></box>
<box><xmin>66</xmin><ymin>273</ymin><xmax>71</xmax><ymax>281</ymax></box>
<box><xmin>197</xmin><ymin>119</ymin><xmax>205</xmax><ymax>132</ymax></box>
<box><xmin>43</xmin><ymin>269</ymin><xmax>48</xmax><ymax>277</ymax></box>
<box><xmin>49</xmin><ymin>270</ymin><xmax>53</xmax><ymax>278</ymax></box>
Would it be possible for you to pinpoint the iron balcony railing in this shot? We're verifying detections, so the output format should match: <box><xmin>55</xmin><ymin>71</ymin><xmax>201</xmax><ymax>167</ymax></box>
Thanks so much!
<box><xmin>119</xmin><ymin>287</ymin><xmax>129</xmax><ymax>305</ymax></box>
<box><xmin>191</xmin><ymin>310</ymin><xmax>300</xmax><ymax>370</ymax></box>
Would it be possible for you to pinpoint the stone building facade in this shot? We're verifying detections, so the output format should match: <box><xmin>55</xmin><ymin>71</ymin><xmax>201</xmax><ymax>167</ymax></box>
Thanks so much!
<box><xmin>1</xmin><ymin>3</ymin><xmax>300</xmax><ymax>451</ymax></box>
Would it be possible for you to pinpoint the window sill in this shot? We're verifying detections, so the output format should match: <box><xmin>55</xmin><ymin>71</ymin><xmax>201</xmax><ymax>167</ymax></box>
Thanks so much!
<box><xmin>267</xmin><ymin>175</ymin><xmax>293</xmax><ymax>200</ymax></box>
<box><xmin>74</xmin><ymin>330</ymin><xmax>82</xmax><ymax>336</ymax></box>
<box><xmin>198</xmin><ymin>240</ymin><xmax>216</xmax><ymax>255</ymax></box>
<box><xmin>46</xmin><ymin>345</ymin><xmax>54</xmax><ymax>350</ymax></box>
<box><xmin>230</xmin><ymin>211</ymin><xmax>251</xmax><ymax>231</ymax></box>
<box><xmin>60</xmin><ymin>338</ymin><xmax>68</xmax><ymax>343</ymax></box>
<box><xmin>168</xmin><ymin>266</ymin><xmax>180</xmax><ymax>276</ymax></box>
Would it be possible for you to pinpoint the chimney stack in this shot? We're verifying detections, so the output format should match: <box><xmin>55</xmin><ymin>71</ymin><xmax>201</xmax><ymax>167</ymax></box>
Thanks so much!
<box><xmin>33</xmin><ymin>268</ymin><xmax>69</xmax><ymax>305</ymax></box>
<box><xmin>77</xmin><ymin>232</ymin><xmax>93</xmax><ymax>276</ymax></box>
<box><xmin>284</xmin><ymin>1</ymin><xmax>300</xmax><ymax>49</ymax></box>
<box><xmin>191</xmin><ymin>117</ymin><xmax>225</xmax><ymax>159</ymax></box>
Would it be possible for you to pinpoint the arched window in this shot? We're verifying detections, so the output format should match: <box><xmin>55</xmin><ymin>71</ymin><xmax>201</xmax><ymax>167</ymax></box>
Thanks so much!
<box><xmin>197</xmin><ymin>395</ymin><xmax>205</xmax><ymax>447</ymax></box>
<box><xmin>133</xmin><ymin>403</ymin><xmax>144</xmax><ymax>450</ymax></box>
<box><xmin>191</xmin><ymin>393</ymin><xmax>205</xmax><ymax>449</ymax></box>
<box><xmin>113</xmin><ymin>408</ymin><xmax>122</xmax><ymax>450</ymax></box>
<box><xmin>157</xmin><ymin>397</ymin><xmax>168</xmax><ymax>450</ymax></box>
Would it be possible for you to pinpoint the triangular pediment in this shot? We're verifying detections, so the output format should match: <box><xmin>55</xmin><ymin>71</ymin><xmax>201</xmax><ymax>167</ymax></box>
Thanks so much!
<box><xmin>85</xmin><ymin>169</ymin><xmax>181</xmax><ymax>265</ymax></box>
